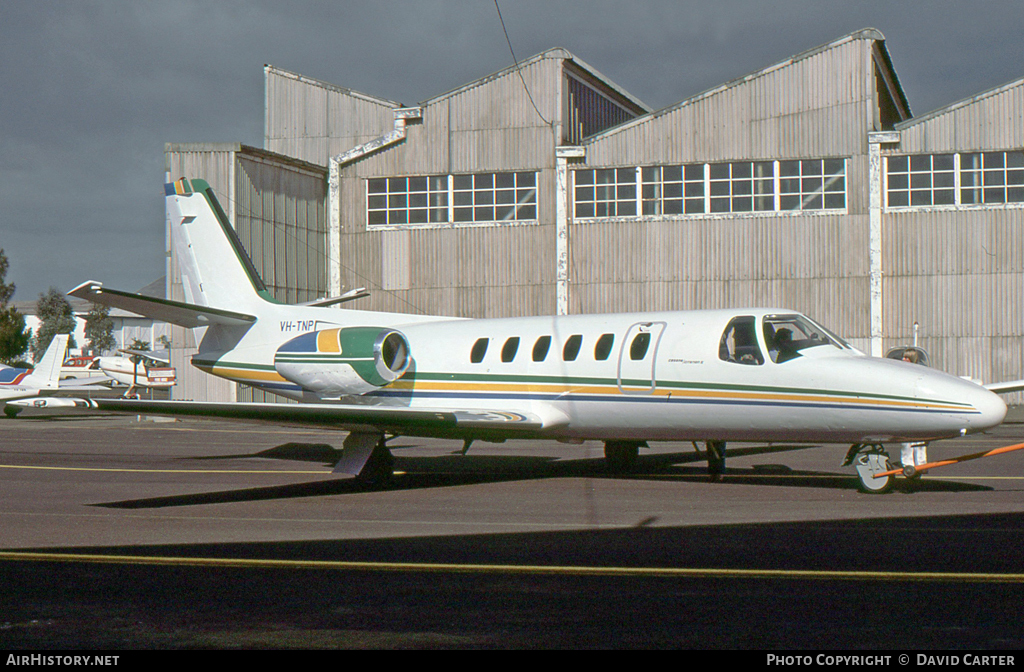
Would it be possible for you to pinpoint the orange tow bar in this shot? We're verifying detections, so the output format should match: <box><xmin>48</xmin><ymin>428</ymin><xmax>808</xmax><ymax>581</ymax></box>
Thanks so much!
<box><xmin>875</xmin><ymin>442</ymin><xmax>1024</xmax><ymax>478</ymax></box>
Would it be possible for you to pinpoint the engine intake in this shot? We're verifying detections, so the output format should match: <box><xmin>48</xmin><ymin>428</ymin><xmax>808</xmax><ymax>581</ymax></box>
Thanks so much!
<box><xmin>274</xmin><ymin>327</ymin><xmax>411</xmax><ymax>396</ymax></box>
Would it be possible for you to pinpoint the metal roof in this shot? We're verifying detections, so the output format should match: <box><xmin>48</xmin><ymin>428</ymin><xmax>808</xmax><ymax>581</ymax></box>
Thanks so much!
<box><xmin>895</xmin><ymin>74</ymin><xmax>1024</xmax><ymax>130</ymax></box>
<box><xmin>582</xmin><ymin>28</ymin><xmax>907</xmax><ymax>144</ymax></box>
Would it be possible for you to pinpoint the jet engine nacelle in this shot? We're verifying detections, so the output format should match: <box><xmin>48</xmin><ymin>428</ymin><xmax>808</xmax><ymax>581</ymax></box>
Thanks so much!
<box><xmin>274</xmin><ymin>327</ymin><xmax>411</xmax><ymax>397</ymax></box>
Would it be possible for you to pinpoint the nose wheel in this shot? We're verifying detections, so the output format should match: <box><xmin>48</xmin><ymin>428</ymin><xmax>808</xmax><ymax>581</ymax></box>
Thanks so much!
<box><xmin>844</xmin><ymin>444</ymin><xmax>894</xmax><ymax>494</ymax></box>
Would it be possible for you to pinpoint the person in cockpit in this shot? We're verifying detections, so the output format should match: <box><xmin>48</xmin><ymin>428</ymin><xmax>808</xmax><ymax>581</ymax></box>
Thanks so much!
<box><xmin>773</xmin><ymin>328</ymin><xmax>799</xmax><ymax>363</ymax></box>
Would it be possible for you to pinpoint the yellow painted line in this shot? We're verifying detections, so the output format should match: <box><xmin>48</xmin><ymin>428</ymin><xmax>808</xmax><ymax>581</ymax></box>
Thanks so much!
<box><xmin>0</xmin><ymin>463</ymin><xmax>330</xmax><ymax>475</ymax></box>
<box><xmin>0</xmin><ymin>551</ymin><xmax>1021</xmax><ymax>583</ymax></box>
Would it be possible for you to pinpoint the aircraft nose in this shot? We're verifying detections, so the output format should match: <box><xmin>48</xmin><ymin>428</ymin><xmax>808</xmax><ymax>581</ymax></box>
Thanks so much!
<box><xmin>967</xmin><ymin>383</ymin><xmax>1008</xmax><ymax>431</ymax></box>
<box><xmin>913</xmin><ymin>368</ymin><xmax>1007</xmax><ymax>434</ymax></box>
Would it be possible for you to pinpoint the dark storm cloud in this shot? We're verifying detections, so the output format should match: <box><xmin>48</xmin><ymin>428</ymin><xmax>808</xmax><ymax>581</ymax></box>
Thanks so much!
<box><xmin>1</xmin><ymin>0</ymin><xmax>1021</xmax><ymax>301</ymax></box>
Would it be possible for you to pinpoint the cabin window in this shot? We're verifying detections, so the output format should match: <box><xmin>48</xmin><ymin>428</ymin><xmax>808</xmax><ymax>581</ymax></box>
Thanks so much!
<box><xmin>719</xmin><ymin>317</ymin><xmax>764</xmax><ymax>365</ymax></box>
<box><xmin>594</xmin><ymin>333</ymin><xmax>615</xmax><ymax>361</ymax></box>
<box><xmin>470</xmin><ymin>338</ymin><xmax>489</xmax><ymax>363</ymax></box>
<box><xmin>501</xmin><ymin>337</ymin><xmax>521</xmax><ymax>363</ymax></box>
<box><xmin>629</xmin><ymin>332</ymin><xmax>651</xmax><ymax>360</ymax></box>
<box><xmin>563</xmin><ymin>335</ymin><xmax>582</xmax><ymax>361</ymax></box>
<box><xmin>533</xmin><ymin>336</ymin><xmax>552</xmax><ymax>362</ymax></box>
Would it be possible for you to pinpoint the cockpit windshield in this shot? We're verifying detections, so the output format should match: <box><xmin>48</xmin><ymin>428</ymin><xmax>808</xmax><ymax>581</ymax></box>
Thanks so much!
<box><xmin>762</xmin><ymin>314</ymin><xmax>848</xmax><ymax>363</ymax></box>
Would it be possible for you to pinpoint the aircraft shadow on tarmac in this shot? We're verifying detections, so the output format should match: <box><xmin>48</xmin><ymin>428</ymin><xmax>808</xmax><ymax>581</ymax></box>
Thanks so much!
<box><xmin>93</xmin><ymin>440</ymin><xmax>990</xmax><ymax>509</ymax></box>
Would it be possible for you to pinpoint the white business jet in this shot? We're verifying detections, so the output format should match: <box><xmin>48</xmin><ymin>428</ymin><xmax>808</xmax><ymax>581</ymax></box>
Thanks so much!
<box><xmin>69</xmin><ymin>179</ymin><xmax>1008</xmax><ymax>492</ymax></box>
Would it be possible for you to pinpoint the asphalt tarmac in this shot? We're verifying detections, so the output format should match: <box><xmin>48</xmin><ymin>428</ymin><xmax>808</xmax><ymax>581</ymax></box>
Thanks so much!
<box><xmin>2</xmin><ymin>409</ymin><xmax>1024</xmax><ymax>649</ymax></box>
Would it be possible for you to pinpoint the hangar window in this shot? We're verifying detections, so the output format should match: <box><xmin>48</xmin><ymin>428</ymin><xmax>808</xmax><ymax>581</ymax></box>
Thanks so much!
<box><xmin>575</xmin><ymin>157</ymin><xmax>847</xmax><ymax>220</ymax></box>
<box><xmin>367</xmin><ymin>172</ymin><xmax>537</xmax><ymax>227</ymax></box>
<box><xmin>710</xmin><ymin>161</ymin><xmax>775</xmax><ymax>213</ymax></box>
<box><xmin>886</xmin><ymin>154</ymin><xmax>954</xmax><ymax>207</ymax></box>
<box><xmin>453</xmin><ymin>172</ymin><xmax>537</xmax><ymax>223</ymax></box>
<box><xmin>961</xmin><ymin>151</ymin><xmax>1024</xmax><ymax>205</ymax></box>
<box><xmin>642</xmin><ymin>165</ymin><xmax>706</xmax><ymax>215</ymax></box>
<box><xmin>779</xmin><ymin>159</ymin><xmax>847</xmax><ymax>211</ymax></box>
<box><xmin>885</xmin><ymin>151</ymin><xmax>1023</xmax><ymax>209</ymax></box>
<box><xmin>574</xmin><ymin>168</ymin><xmax>637</xmax><ymax>217</ymax></box>
<box><xmin>367</xmin><ymin>175</ymin><xmax>448</xmax><ymax>226</ymax></box>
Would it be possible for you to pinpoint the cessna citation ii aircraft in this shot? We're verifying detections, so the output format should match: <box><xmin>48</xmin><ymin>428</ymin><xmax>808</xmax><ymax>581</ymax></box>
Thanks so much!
<box><xmin>69</xmin><ymin>178</ymin><xmax>1009</xmax><ymax>493</ymax></box>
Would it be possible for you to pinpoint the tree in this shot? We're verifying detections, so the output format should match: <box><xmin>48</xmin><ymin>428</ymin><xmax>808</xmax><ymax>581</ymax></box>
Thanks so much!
<box><xmin>0</xmin><ymin>249</ymin><xmax>29</xmax><ymax>365</ymax></box>
<box><xmin>0</xmin><ymin>307</ymin><xmax>30</xmax><ymax>366</ymax></box>
<box><xmin>84</xmin><ymin>303</ymin><xmax>115</xmax><ymax>354</ymax></box>
<box><xmin>128</xmin><ymin>338</ymin><xmax>150</xmax><ymax>351</ymax></box>
<box><xmin>0</xmin><ymin>248</ymin><xmax>14</xmax><ymax>306</ymax></box>
<box><xmin>31</xmin><ymin>287</ymin><xmax>76</xmax><ymax>362</ymax></box>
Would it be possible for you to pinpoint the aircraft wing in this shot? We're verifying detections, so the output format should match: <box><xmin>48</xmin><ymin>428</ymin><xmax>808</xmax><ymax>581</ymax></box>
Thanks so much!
<box><xmin>0</xmin><ymin>387</ymin><xmax>39</xmax><ymax>402</ymax></box>
<box><xmin>68</xmin><ymin>282</ymin><xmax>255</xmax><ymax>329</ymax></box>
<box><xmin>85</xmin><ymin>398</ymin><xmax>568</xmax><ymax>437</ymax></box>
<box><xmin>117</xmin><ymin>348</ymin><xmax>171</xmax><ymax>364</ymax></box>
<box><xmin>57</xmin><ymin>377</ymin><xmax>112</xmax><ymax>389</ymax></box>
<box><xmin>985</xmin><ymin>379</ymin><xmax>1024</xmax><ymax>394</ymax></box>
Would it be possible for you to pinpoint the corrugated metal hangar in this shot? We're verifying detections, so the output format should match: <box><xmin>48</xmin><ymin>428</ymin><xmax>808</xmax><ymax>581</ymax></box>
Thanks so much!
<box><xmin>165</xmin><ymin>28</ymin><xmax>1024</xmax><ymax>403</ymax></box>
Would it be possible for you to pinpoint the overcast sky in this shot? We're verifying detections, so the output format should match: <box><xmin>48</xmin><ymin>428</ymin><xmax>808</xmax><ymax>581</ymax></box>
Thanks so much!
<box><xmin>2</xmin><ymin>0</ymin><xmax>1022</xmax><ymax>303</ymax></box>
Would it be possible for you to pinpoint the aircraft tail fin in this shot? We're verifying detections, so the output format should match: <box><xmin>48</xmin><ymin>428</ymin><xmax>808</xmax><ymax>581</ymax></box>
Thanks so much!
<box><xmin>164</xmin><ymin>178</ymin><xmax>275</xmax><ymax>312</ymax></box>
<box><xmin>22</xmin><ymin>334</ymin><xmax>69</xmax><ymax>389</ymax></box>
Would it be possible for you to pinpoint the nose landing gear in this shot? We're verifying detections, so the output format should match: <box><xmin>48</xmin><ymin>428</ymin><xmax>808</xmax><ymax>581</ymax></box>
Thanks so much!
<box><xmin>843</xmin><ymin>443</ymin><xmax>895</xmax><ymax>494</ymax></box>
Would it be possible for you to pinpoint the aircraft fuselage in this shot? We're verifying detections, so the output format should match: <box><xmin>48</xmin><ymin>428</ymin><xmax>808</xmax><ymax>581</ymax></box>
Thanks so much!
<box><xmin>191</xmin><ymin>305</ymin><xmax>1007</xmax><ymax>445</ymax></box>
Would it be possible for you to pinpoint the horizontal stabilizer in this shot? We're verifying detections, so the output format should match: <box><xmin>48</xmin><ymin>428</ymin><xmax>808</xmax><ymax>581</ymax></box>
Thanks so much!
<box><xmin>85</xmin><ymin>398</ymin><xmax>566</xmax><ymax>436</ymax></box>
<box><xmin>68</xmin><ymin>282</ymin><xmax>256</xmax><ymax>329</ymax></box>
<box><xmin>298</xmin><ymin>288</ymin><xmax>370</xmax><ymax>307</ymax></box>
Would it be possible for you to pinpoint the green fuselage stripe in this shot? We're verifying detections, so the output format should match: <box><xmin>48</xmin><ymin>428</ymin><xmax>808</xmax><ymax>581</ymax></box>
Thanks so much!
<box><xmin>192</xmin><ymin>358</ymin><xmax>967</xmax><ymax>409</ymax></box>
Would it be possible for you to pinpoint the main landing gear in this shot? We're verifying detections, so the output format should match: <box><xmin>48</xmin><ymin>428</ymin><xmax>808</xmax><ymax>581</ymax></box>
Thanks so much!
<box><xmin>604</xmin><ymin>440</ymin><xmax>642</xmax><ymax>472</ymax></box>
<box><xmin>602</xmin><ymin>439</ymin><xmax>727</xmax><ymax>481</ymax></box>
<box><xmin>336</xmin><ymin>431</ymin><xmax>395</xmax><ymax>488</ymax></box>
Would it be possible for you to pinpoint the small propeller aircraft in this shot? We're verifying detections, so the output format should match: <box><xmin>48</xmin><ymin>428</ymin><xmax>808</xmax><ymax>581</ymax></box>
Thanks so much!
<box><xmin>1</xmin><ymin>335</ymin><xmax>102</xmax><ymax>416</ymax></box>
<box><xmin>69</xmin><ymin>178</ymin><xmax>1010</xmax><ymax>492</ymax></box>
<box><xmin>97</xmin><ymin>349</ymin><xmax>176</xmax><ymax>397</ymax></box>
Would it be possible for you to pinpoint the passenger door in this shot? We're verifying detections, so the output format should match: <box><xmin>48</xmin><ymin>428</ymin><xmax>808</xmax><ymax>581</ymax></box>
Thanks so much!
<box><xmin>617</xmin><ymin>321</ymin><xmax>666</xmax><ymax>394</ymax></box>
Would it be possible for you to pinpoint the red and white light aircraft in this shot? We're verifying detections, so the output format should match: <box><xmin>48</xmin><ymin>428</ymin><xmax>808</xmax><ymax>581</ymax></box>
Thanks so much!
<box><xmin>69</xmin><ymin>178</ymin><xmax>1009</xmax><ymax>492</ymax></box>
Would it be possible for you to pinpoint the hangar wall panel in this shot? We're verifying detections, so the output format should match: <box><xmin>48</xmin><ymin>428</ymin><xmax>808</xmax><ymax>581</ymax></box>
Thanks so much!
<box><xmin>165</xmin><ymin>144</ymin><xmax>327</xmax><ymax>403</ymax></box>
<box><xmin>567</xmin><ymin>214</ymin><xmax>869</xmax><ymax>340</ymax></box>
<box><xmin>573</xmin><ymin>34</ymin><xmax>879</xmax><ymax>343</ymax></box>
<box><xmin>896</xmin><ymin>80</ymin><xmax>1024</xmax><ymax>152</ymax></box>
<box><xmin>265</xmin><ymin>65</ymin><xmax>398</xmax><ymax>166</ymax></box>
<box><xmin>584</xmin><ymin>38</ymin><xmax>872</xmax><ymax>166</ymax></box>
<box><xmin>165</xmin><ymin>146</ymin><xmax>239</xmax><ymax>403</ymax></box>
<box><xmin>881</xmin><ymin>77</ymin><xmax>1024</xmax><ymax>397</ymax></box>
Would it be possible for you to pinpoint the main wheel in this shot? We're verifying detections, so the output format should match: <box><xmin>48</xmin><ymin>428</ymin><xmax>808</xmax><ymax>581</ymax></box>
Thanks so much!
<box><xmin>604</xmin><ymin>441</ymin><xmax>639</xmax><ymax>472</ymax></box>
<box><xmin>354</xmin><ymin>445</ymin><xmax>395</xmax><ymax>489</ymax></box>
